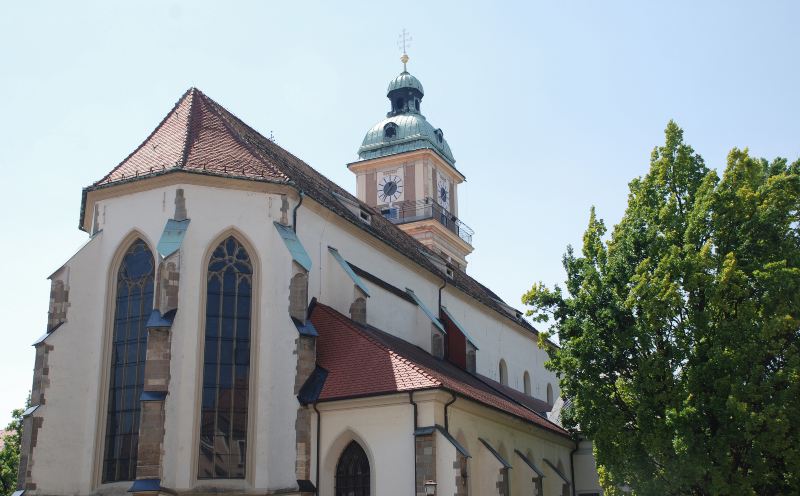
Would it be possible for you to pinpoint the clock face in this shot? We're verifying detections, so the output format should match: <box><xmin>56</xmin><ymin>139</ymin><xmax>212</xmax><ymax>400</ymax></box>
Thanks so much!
<box><xmin>437</xmin><ymin>176</ymin><xmax>450</xmax><ymax>206</ymax></box>
<box><xmin>378</xmin><ymin>174</ymin><xmax>403</xmax><ymax>203</ymax></box>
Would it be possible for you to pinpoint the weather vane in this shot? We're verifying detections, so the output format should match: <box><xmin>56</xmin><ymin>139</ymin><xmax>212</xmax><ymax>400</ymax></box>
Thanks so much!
<box><xmin>398</xmin><ymin>28</ymin><xmax>412</xmax><ymax>71</ymax></box>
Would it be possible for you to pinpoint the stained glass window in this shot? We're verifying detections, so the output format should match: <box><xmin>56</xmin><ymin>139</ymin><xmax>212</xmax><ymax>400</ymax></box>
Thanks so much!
<box><xmin>335</xmin><ymin>441</ymin><xmax>370</xmax><ymax>496</ymax></box>
<box><xmin>198</xmin><ymin>236</ymin><xmax>252</xmax><ymax>479</ymax></box>
<box><xmin>102</xmin><ymin>239</ymin><xmax>154</xmax><ymax>482</ymax></box>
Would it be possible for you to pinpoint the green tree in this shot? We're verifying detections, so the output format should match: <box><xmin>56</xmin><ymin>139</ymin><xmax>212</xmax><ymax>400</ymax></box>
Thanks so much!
<box><xmin>0</xmin><ymin>406</ymin><xmax>24</xmax><ymax>496</ymax></box>
<box><xmin>523</xmin><ymin>122</ymin><xmax>800</xmax><ymax>495</ymax></box>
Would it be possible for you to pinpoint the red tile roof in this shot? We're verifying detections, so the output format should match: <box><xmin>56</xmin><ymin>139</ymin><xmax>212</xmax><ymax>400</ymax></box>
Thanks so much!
<box><xmin>311</xmin><ymin>303</ymin><xmax>569</xmax><ymax>437</ymax></box>
<box><xmin>94</xmin><ymin>88</ymin><xmax>288</xmax><ymax>185</ymax></box>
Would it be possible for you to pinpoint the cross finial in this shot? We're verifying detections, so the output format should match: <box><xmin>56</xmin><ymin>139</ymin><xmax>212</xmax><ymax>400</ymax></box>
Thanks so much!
<box><xmin>398</xmin><ymin>28</ymin><xmax>412</xmax><ymax>71</ymax></box>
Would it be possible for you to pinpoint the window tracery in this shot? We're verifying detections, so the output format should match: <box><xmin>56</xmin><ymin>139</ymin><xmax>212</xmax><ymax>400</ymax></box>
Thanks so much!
<box><xmin>102</xmin><ymin>239</ymin><xmax>154</xmax><ymax>483</ymax></box>
<box><xmin>198</xmin><ymin>236</ymin><xmax>253</xmax><ymax>479</ymax></box>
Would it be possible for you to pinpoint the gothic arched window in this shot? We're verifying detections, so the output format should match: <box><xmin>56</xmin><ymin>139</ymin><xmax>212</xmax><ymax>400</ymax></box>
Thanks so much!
<box><xmin>198</xmin><ymin>236</ymin><xmax>253</xmax><ymax>479</ymax></box>
<box><xmin>547</xmin><ymin>383</ymin><xmax>554</xmax><ymax>406</ymax></box>
<box><xmin>523</xmin><ymin>371</ymin><xmax>531</xmax><ymax>396</ymax></box>
<box><xmin>335</xmin><ymin>441</ymin><xmax>370</xmax><ymax>496</ymax></box>
<box><xmin>102</xmin><ymin>239</ymin><xmax>154</xmax><ymax>483</ymax></box>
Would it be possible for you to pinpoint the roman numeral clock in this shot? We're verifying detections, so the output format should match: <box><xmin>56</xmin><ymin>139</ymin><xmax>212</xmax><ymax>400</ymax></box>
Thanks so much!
<box><xmin>378</xmin><ymin>172</ymin><xmax>404</xmax><ymax>203</ymax></box>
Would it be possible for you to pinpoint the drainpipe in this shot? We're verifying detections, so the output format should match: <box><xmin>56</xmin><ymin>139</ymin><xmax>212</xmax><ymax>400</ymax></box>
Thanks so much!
<box><xmin>438</xmin><ymin>277</ymin><xmax>447</xmax><ymax>310</ymax></box>
<box><xmin>314</xmin><ymin>403</ymin><xmax>321</xmax><ymax>494</ymax></box>
<box><xmin>443</xmin><ymin>392</ymin><xmax>457</xmax><ymax>432</ymax></box>
<box><xmin>570</xmin><ymin>438</ymin><xmax>579</xmax><ymax>496</ymax></box>
<box><xmin>409</xmin><ymin>391</ymin><xmax>418</xmax><ymax>496</ymax></box>
<box><xmin>292</xmin><ymin>190</ymin><xmax>305</xmax><ymax>233</ymax></box>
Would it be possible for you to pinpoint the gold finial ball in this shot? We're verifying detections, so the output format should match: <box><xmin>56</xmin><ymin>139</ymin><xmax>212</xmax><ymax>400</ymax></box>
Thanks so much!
<box><xmin>400</xmin><ymin>53</ymin><xmax>409</xmax><ymax>65</ymax></box>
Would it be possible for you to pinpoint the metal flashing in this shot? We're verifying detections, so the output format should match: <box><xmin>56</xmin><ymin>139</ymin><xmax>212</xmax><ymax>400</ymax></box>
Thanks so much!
<box><xmin>11</xmin><ymin>490</ymin><xmax>25</xmax><ymax>496</ymax></box>
<box><xmin>515</xmin><ymin>449</ymin><xmax>545</xmax><ymax>478</ymax></box>
<box><xmin>32</xmin><ymin>321</ymin><xmax>65</xmax><ymax>346</ymax></box>
<box><xmin>128</xmin><ymin>478</ymin><xmax>161</xmax><ymax>492</ymax></box>
<box><xmin>298</xmin><ymin>366</ymin><xmax>329</xmax><ymax>405</ymax></box>
<box><xmin>328</xmin><ymin>246</ymin><xmax>370</xmax><ymax>296</ymax></box>
<box><xmin>478</xmin><ymin>437</ymin><xmax>512</xmax><ymax>469</ymax></box>
<box><xmin>156</xmin><ymin>218</ymin><xmax>190</xmax><ymax>258</ymax></box>
<box><xmin>406</xmin><ymin>289</ymin><xmax>445</xmax><ymax>332</ymax></box>
<box><xmin>543</xmin><ymin>458</ymin><xmax>571</xmax><ymax>484</ymax></box>
<box><xmin>415</xmin><ymin>425</ymin><xmax>470</xmax><ymax>458</ymax></box>
<box><xmin>22</xmin><ymin>405</ymin><xmax>40</xmax><ymax>417</ymax></box>
<box><xmin>441</xmin><ymin>306</ymin><xmax>479</xmax><ymax>349</ymax></box>
<box><xmin>297</xmin><ymin>479</ymin><xmax>316</xmax><ymax>493</ymax></box>
<box><xmin>293</xmin><ymin>317</ymin><xmax>319</xmax><ymax>337</ymax></box>
<box><xmin>274</xmin><ymin>222</ymin><xmax>312</xmax><ymax>272</ymax></box>
<box><xmin>146</xmin><ymin>309</ymin><xmax>176</xmax><ymax>329</ymax></box>
<box><xmin>140</xmin><ymin>391</ymin><xmax>168</xmax><ymax>402</ymax></box>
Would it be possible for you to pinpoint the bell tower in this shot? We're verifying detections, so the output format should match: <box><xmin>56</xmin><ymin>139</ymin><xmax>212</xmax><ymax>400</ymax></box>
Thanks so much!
<box><xmin>348</xmin><ymin>51</ymin><xmax>473</xmax><ymax>269</ymax></box>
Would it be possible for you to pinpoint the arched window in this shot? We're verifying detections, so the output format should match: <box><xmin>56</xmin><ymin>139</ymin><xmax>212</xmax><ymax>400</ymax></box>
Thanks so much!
<box><xmin>336</xmin><ymin>441</ymin><xmax>370</xmax><ymax>496</ymax></box>
<box><xmin>103</xmin><ymin>239</ymin><xmax>154</xmax><ymax>482</ymax></box>
<box><xmin>198</xmin><ymin>236</ymin><xmax>253</xmax><ymax>479</ymax></box>
<box><xmin>499</xmin><ymin>359</ymin><xmax>508</xmax><ymax>386</ymax></box>
<box><xmin>523</xmin><ymin>371</ymin><xmax>531</xmax><ymax>396</ymax></box>
<box><xmin>547</xmin><ymin>383</ymin><xmax>554</xmax><ymax>406</ymax></box>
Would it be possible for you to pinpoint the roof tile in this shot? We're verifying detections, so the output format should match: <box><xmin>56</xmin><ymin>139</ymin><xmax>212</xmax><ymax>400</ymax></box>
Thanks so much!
<box><xmin>311</xmin><ymin>303</ymin><xmax>568</xmax><ymax>437</ymax></box>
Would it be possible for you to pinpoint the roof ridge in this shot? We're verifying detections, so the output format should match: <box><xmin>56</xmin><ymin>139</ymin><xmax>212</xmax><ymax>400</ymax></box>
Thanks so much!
<box><xmin>196</xmin><ymin>90</ymin><xmax>289</xmax><ymax>180</ymax></box>
<box><xmin>178</xmin><ymin>87</ymin><xmax>199</xmax><ymax>168</ymax></box>
<box><xmin>93</xmin><ymin>88</ymin><xmax>194</xmax><ymax>186</ymax></box>
<box><xmin>316</xmin><ymin>304</ymin><xmax>442</xmax><ymax>387</ymax></box>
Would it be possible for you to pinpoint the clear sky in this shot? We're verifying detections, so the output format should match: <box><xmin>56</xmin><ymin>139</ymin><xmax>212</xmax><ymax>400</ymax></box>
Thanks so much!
<box><xmin>0</xmin><ymin>1</ymin><xmax>797</xmax><ymax>426</ymax></box>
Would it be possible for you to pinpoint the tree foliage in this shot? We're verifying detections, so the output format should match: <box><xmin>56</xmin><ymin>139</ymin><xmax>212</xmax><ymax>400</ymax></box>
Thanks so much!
<box><xmin>0</xmin><ymin>406</ymin><xmax>23</xmax><ymax>496</ymax></box>
<box><xmin>523</xmin><ymin>122</ymin><xmax>800</xmax><ymax>495</ymax></box>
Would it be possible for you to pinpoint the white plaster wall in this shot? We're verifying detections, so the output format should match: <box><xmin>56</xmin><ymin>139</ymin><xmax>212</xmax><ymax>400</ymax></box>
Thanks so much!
<box><xmin>316</xmin><ymin>400</ymin><xmax>414</xmax><ymax>496</ymax></box>
<box><xmin>434</xmin><ymin>431</ymin><xmax>458</xmax><ymax>496</ymax></box>
<box><xmin>441</xmin><ymin>290</ymin><xmax>559</xmax><ymax>402</ymax></box>
<box><xmin>574</xmin><ymin>439</ymin><xmax>602</xmax><ymax>494</ymax></box>
<box><xmin>29</xmin><ymin>234</ymin><xmax>103</xmax><ymax>494</ymax></box>
<box><xmin>34</xmin><ymin>182</ymin><xmax>301</xmax><ymax>494</ymax></box>
<box><xmin>448</xmin><ymin>405</ymin><xmax>574</xmax><ymax>496</ymax></box>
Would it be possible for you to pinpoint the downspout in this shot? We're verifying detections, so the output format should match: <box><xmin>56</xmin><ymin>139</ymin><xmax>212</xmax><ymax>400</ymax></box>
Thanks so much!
<box><xmin>314</xmin><ymin>403</ymin><xmax>321</xmax><ymax>494</ymax></box>
<box><xmin>409</xmin><ymin>391</ymin><xmax>418</xmax><ymax>496</ymax></box>
<box><xmin>570</xmin><ymin>438</ymin><xmax>579</xmax><ymax>496</ymax></box>
<box><xmin>444</xmin><ymin>392</ymin><xmax>457</xmax><ymax>432</ymax></box>
<box><xmin>438</xmin><ymin>277</ymin><xmax>447</xmax><ymax>310</ymax></box>
<box><xmin>292</xmin><ymin>190</ymin><xmax>305</xmax><ymax>233</ymax></box>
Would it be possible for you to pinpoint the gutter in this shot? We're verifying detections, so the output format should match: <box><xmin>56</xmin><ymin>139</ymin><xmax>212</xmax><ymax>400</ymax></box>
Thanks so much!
<box><xmin>443</xmin><ymin>392</ymin><xmax>457</xmax><ymax>432</ymax></box>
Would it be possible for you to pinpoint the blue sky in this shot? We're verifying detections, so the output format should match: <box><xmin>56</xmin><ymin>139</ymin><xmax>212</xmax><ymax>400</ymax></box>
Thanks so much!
<box><xmin>0</xmin><ymin>1</ymin><xmax>797</xmax><ymax>425</ymax></box>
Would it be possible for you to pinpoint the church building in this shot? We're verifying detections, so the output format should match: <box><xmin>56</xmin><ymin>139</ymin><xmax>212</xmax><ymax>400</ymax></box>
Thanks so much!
<box><xmin>16</xmin><ymin>56</ymin><xmax>602</xmax><ymax>496</ymax></box>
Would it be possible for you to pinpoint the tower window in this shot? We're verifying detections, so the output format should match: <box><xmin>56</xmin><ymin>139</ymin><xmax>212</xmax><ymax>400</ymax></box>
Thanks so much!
<box><xmin>383</xmin><ymin>123</ymin><xmax>397</xmax><ymax>139</ymax></box>
<box><xmin>414</xmin><ymin>99</ymin><xmax>420</xmax><ymax>110</ymax></box>
<box><xmin>434</xmin><ymin>129</ymin><xmax>444</xmax><ymax>143</ymax></box>
<box><xmin>394</xmin><ymin>98</ymin><xmax>404</xmax><ymax>111</ymax></box>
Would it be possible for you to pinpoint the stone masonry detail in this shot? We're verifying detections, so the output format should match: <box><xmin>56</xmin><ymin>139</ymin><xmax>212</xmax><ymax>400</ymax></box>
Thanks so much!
<box><xmin>415</xmin><ymin>433</ymin><xmax>436</xmax><ymax>496</ymax></box>
<box><xmin>47</xmin><ymin>273</ymin><xmax>69</xmax><ymax>331</ymax></box>
<box><xmin>294</xmin><ymin>334</ymin><xmax>316</xmax><ymax>487</ymax></box>
<box><xmin>18</xmin><ymin>342</ymin><xmax>53</xmax><ymax>491</ymax></box>
<box><xmin>454</xmin><ymin>453</ymin><xmax>468</xmax><ymax>496</ymax></box>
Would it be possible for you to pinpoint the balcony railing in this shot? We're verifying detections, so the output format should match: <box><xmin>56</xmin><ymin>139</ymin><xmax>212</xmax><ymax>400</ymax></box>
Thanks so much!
<box><xmin>380</xmin><ymin>197</ymin><xmax>474</xmax><ymax>245</ymax></box>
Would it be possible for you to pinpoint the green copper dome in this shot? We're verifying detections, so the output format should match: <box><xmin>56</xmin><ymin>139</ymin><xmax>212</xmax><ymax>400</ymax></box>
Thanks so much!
<box><xmin>387</xmin><ymin>71</ymin><xmax>424</xmax><ymax>96</ymax></box>
<box><xmin>358</xmin><ymin>70</ymin><xmax>455</xmax><ymax>166</ymax></box>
